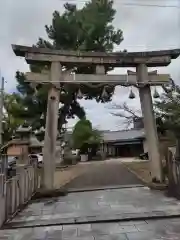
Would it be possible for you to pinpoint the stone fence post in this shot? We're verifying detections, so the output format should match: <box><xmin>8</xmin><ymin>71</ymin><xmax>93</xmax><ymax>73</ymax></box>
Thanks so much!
<box><xmin>0</xmin><ymin>174</ymin><xmax>5</xmax><ymax>227</ymax></box>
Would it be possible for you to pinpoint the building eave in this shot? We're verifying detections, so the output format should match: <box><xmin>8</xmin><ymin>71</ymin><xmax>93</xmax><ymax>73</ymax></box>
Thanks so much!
<box><xmin>103</xmin><ymin>137</ymin><xmax>145</xmax><ymax>144</ymax></box>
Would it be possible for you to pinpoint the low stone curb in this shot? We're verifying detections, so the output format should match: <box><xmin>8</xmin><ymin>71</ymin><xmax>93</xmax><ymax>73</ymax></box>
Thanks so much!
<box><xmin>30</xmin><ymin>185</ymin><xmax>145</xmax><ymax>201</ymax></box>
<box><xmin>31</xmin><ymin>188</ymin><xmax>68</xmax><ymax>201</ymax></box>
<box><xmin>66</xmin><ymin>184</ymin><xmax>145</xmax><ymax>193</ymax></box>
<box><xmin>4</xmin><ymin>211</ymin><xmax>180</xmax><ymax>229</ymax></box>
<box><xmin>55</xmin><ymin>165</ymin><xmax>70</xmax><ymax>170</ymax></box>
<box><xmin>122</xmin><ymin>163</ymin><xmax>167</xmax><ymax>190</ymax></box>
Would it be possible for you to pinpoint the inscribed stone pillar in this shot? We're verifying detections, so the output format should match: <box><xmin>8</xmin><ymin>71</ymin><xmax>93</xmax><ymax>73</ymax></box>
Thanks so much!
<box><xmin>137</xmin><ymin>63</ymin><xmax>162</xmax><ymax>182</ymax></box>
<box><xmin>43</xmin><ymin>62</ymin><xmax>61</xmax><ymax>189</ymax></box>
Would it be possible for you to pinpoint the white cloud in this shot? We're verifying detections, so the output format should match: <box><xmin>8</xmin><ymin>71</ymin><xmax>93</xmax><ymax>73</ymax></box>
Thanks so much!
<box><xmin>0</xmin><ymin>0</ymin><xmax>179</xmax><ymax>130</ymax></box>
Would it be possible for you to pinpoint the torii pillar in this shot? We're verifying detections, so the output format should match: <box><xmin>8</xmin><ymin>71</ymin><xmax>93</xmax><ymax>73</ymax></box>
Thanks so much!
<box><xmin>137</xmin><ymin>64</ymin><xmax>162</xmax><ymax>182</ymax></box>
<box><xmin>43</xmin><ymin>62</ymin><xmax>61</xmax><ymax>189</ymax></box>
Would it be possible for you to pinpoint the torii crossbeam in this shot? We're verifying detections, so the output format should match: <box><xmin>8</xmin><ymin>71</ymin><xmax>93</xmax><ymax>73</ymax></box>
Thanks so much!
<box><xmin>25</xmin><ymin>71</ymin><xmax>170</xmax><ymax>86</ymax></box>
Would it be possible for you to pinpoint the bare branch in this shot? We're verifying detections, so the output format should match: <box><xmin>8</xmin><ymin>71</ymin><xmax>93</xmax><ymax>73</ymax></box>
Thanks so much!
<box><xmin>110</xmin><ymin>102</ymin><xmax>141</xmax><ymax>119</ymax></box>
<box><xmin>111</xmin><ymin>112</ymin><xmax>132</xmax><ymax>119</ymax></box>
<box><xmin>108</xmin><ymin>102</ymin><xmax>142</xmax><ymax>128</ymax></box>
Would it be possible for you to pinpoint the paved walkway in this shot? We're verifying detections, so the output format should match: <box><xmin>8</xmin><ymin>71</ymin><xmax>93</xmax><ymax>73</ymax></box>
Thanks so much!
<box><xmin>64</xmin><ymin>160</ymin><xmax>143</xmax><ymax>190</ymax></box>
<box><xmin>3</xmin><ymin>187</ymin><xmax>180</xmax><ymax>239</ymax></box>
<box><xmin>2</xmin><ymin>218</ymin><xmax>180</xmax><ymax>239</ymax></box>
<box><xmin>2</xmin><ymin>160</ymin><xmax>180</xmax><ymax>239</ymax></box>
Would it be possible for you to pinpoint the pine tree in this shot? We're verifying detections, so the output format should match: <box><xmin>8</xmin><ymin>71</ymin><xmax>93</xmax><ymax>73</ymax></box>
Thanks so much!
<box><xmin>14</xmin><ymin>0</ymin><xmax>123</xmax><ymax>134</ymax></box>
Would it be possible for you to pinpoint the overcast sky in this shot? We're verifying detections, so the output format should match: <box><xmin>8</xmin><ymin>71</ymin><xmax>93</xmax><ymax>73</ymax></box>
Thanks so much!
<box><xmin>0</xmin><ymin>0</ymin><xmax>179</xmax><ymax>130</ymax></box>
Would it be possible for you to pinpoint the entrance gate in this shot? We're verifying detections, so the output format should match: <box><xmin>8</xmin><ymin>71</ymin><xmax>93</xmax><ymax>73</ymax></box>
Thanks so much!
<box><xmin>12</xmin><ymin>45</ymin><xmax>180</xmax><ymax>189</ymax></box>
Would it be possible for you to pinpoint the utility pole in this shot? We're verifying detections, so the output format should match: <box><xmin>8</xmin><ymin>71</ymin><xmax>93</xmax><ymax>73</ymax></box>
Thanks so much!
<box><xmin>0</xmin><ymin>76</ymin><xmax>4</xmax><ymax>147</ymax></box>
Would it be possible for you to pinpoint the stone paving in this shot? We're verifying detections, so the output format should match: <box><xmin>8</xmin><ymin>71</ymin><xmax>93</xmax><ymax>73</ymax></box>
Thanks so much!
<box><xmin>6</xmin><ymin>187</ymin><xmax>180</xmax><ymax>228</ymax></box>
<box><xmin>2</xmin><ymin>186</ymin><xmax>180</xmax><ymax>239</ymax></box>
<box><xmin>2</xmin><ymin>218</ymin><xmax>180</xmax><ymax>239</ymax></box>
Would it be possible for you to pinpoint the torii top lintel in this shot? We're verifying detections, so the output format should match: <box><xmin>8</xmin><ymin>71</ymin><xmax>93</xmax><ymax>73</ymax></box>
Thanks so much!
<box><xmin>12</xmin><ymin>44</ymin><xmax>180</xmax><ymax>68</ymax></box>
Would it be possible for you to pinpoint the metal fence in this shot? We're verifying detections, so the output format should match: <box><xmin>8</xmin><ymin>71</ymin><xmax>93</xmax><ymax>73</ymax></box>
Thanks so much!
<box><xmin>166</xmin><ymin>147</ymin><xmax>180</xmax><ymax>199</ymax></box>
<box><xmin>0</xmin><ymin>159</ymin><xmax>40</xmax><ymax>226</ymax></box>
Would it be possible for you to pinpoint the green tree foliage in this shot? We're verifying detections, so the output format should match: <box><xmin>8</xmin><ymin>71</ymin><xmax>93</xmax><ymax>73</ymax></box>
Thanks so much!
<box><xmin>72</xmin><ymin>118</ymin><xmax>93</xmax><ymax>150</ymax></box>
<box><xmin>2</xmin><ymin>93</ymin><xmax>24</xmax><ymax>143</ymax></box>
<box><xmin>14</xmin><ymin>0</ymin><xmax>123</xmax><ymax>133</ymax></box>
<box><xmin>154</xmin><ymin>82</ymin><xmax>180</xmax><ymax>160</ymax></box>
<box><xmin>72</xmin><ymin>118</ymin><xmax>101</xmax><ymax>154</ymax></box>
<box><xmin>155</xmin><ymin>84</ymin><xmax>180</xmax><ymax>136</ymax></box>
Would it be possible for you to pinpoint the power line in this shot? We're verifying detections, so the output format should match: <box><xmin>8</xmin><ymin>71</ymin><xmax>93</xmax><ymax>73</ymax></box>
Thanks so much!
<box><xmin>59</xmin><ymin>0</ymin><xmax>180</xmax><ymax>8</ymax></box>
<box><xmin>120</xmin><ymin>3</ymin><xmax>180</xmax><ymax>8</ymax></box>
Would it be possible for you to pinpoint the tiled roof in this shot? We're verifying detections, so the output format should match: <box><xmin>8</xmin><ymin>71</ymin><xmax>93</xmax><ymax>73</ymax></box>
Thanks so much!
<box><xmin>65</xmin><ymin>129</ymin><xmax>145</xmax><ymax>143</ymax></box>
<box><xmin>29</xmin><ymin>136</ymin><xmax>43</xmax><ymax>147</ymax></box>
<box><xmin>16</xmin><ymin>126</ymin><xmax>32</xmax><ymax>133</ymax></box>
<box><xmin>1</xmin><ymin>136</ymin><xmax>42</xmax><ymax>150</ymax></box>
<box><xmin>102</xmin><ymin>129</ymin><xmax>145</xmax><ymax>142</ymax></box>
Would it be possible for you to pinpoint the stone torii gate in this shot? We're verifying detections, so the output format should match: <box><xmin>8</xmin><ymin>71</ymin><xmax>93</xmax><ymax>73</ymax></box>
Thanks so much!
<box><xmin>12</xmin><ymin>45</ymin><xmax>180</xmax><ymax>189</ymax></box>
